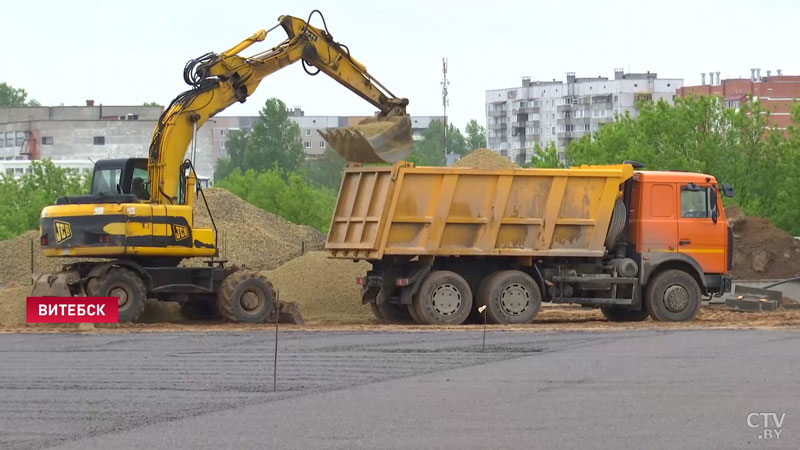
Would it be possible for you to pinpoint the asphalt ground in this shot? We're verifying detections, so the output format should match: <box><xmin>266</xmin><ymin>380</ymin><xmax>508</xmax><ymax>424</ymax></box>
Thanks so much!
<box><xmin>1</xmin><ymin>329</ymin><xmax>798</xmax><ymax>449</ymax></box>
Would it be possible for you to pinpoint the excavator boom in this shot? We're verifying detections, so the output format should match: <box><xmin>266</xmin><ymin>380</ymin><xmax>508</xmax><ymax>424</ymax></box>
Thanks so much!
<box><xmin>149</xmin><ymin>12</ymin><xmax>412</xmax><ymax>204</ymax></box>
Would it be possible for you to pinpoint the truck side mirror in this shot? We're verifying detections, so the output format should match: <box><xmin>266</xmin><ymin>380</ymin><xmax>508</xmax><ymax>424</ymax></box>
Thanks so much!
<box><xmin>720</xmin><ymin>183</ymin><xmax>734</xmax><ymax>197</ymax></box>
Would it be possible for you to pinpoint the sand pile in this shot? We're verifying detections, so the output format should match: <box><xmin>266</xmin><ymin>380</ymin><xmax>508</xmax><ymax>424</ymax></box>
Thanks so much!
<box><xmin>0</xmin><ymin>230</ymin><xmax>74</xmax><ymax>287</ymax></box>
<box><xmin>189</xmin><ymin>188</ymin><xmax>325</xmax><ymax>271</ymax></box>
<box><xmin>727</xmin><ymin>206</ymin><xmax>800</xmax><ymax>279</ymax></box>
<box><xmin>263</xmin><ymin>251</ymin><xmax>373</xmax><ymax>323</ymax></box>
<box><xmin>453</xmin><ymin>149</ymin><xmax>518</xmax><ymax>169</ymax></box>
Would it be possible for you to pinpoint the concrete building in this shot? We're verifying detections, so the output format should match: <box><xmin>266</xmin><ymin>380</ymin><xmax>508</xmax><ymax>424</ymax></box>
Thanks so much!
<box><xmin>677</xmin><ymin>69</ymin><xmax>800</xmax><ymax>129</ymax></box>
<box><xmin>486</xmin><ymin>70</ymin><xmax>683</xmax><ymax>164</ymax></box>
<box><xmin>210</xmin><ymin>108</ymin><xmax>444</xmax><ymax>161</ymax></box>
<box><xmin>0</xmin><ymin>103</ymin><xmax>216</xmax><ymax>179</ymax></box>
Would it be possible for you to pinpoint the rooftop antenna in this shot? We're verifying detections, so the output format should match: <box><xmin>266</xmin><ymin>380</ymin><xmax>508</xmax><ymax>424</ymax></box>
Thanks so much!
<box><xmin>441</xmin><ymin>57</ymin><xmax>449</xmax><ymax>164</ymax></box>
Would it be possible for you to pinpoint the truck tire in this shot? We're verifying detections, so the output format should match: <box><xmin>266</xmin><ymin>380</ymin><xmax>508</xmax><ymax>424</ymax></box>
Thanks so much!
<box><xmin>407</xmin><ymin>303</ymin><xmax>423</xmax><ymax>324</ymax></box>
<box><xmin>217</xmin><ymin>270</ymin><xmax>275</xmax><ymax>323</ymax></box>
<box><xmin>413</xmin><ymin>271</ymin><xmax>473</xmax><ymax>325</ymax></box>
<box><xmin>477</xmin><ymin>270</ymin><xmax>541</xmax><ymax>324</ymax></box>
<box><xmin>96</xmin><ymin>268</ymin><xmax>146</xmax><ymax>323</ymax></box>
<box><xmin>376</xmin><ymin>301</ymin><xmax>413</xmax><ymax>324</ymax></box>
<box><xmin>369</xmin><ymin>303</ymin><xmax>384</xmax><ymax>321</ymax></box>
<box><xmin>605</xmin><ymin>199</ymin><xmax>627</xmax><ymax>250</ymax></box>
<box><xmin>645</xmin><ymin>270</ymin><xmax>701</xmax><ymax>322</ymax></box>
<box><xmin>600</xmin><ymin>307</ymin><xmax>649</xmax><ymax>322</ymax></box>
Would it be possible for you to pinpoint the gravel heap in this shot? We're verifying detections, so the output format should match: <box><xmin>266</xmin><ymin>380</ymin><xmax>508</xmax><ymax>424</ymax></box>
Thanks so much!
<box><xmin>0</xmin><ymin>230</ymin><xmax>72</xmax><ymax>287</ymax></box>
<box><xmin>727</xmin><ymin>206</ymin><xmax>800</xmax><ymax>279</ymax></box>
<box><xmin>453</xmin><ymin>148</ymin><xmax>518</xmax><ymax>169</ymax></box>
<box><xmin>188</xmin><ymin>187</ymin><xmax>325</xmax><ymax>270</ymax></box>
<box><xmin>263</xmin><ymin>251</ymin><xmax>373</xmax><ymax>323</ymax></box>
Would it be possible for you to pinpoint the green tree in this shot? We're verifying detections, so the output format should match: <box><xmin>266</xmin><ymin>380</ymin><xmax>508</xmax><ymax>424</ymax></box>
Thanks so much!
<box><xmin>0</xmin><ymin>160</ymin><xmax>86</xmax><ymax>239</ymax></box>
<box><xmin>243</xmin><ymin>98</ymin><xmax>304</xmax><ymax>173</ymax></box>
<box><xmin>527</xmin><ymin>142</ymin><xmax>565</xmax><ymax>168</ymax></box>
<box><xmin>464</xmin><ymin>119</ymin><xmax>487</xmax><ymax>151</ymax></box>
<box><xmin>142</xmin><ymin>101</ymin><xmax>161</xmax><ymax>107</ymax></box>
<box><xmin>0</xmin><ymin>82</ymin><xmax>39</xmax><ymax>107</ymax></box>
<box><xmin>302</xmin><ymin>147</ymin><xmax>346</xmax><ymax>190</ymax></box>
<box><xmin>407</xmin><ymin>120</ymin><xmax>467</xmax><ymax>166</ymax></box>
<box><xmin>214</xmin><ymin>129</ymin><xmax>250</xmax><ymax>181</ymax></box>
<box><xmin>217</xmin><ymin>167</ymin><xmax>336</xmax><ymax>232</ymax></box>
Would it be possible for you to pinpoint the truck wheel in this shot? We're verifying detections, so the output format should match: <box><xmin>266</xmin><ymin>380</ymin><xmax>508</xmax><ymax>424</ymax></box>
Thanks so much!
<box><xmin>407</xmin><ymin>303</ymin><xmax>423</xmax><ymax>324</ymax></box>
<box><xmin>96</xmin><ymin>268</ymin><xmax>146</xmax><ymax>323</ymax></box>
<box><xmin>376</xmin><ymin>302</ymin><xmax>413</xmax><ymax>324</ymax></box>
<box><xmin>477</xmin><ymin>270</ymin><xmax>541</xmax><ymax>324</ymax></box>
<box><xmin>600</xmin><ymin>307</ymin><xmax>649</xmax><ymax>322</ymax></box>
<box><xmin>645</xmin><ymin>270</ymin><xmax>701</xmax><ymax>322</ymax></box>
<box><xmin>413</xmin><ymin>271</ymin><xmax>472</xmax><ymax>325</ymax></box>
<box><xmin>217</xmin><ymin>270</ymin><xmax>275</xmax><ymax>323</ymax></box>
<box><xmin>369</xmin><ymin>303</ymin><xmax>384</xmax><ymax>321</ymax></box>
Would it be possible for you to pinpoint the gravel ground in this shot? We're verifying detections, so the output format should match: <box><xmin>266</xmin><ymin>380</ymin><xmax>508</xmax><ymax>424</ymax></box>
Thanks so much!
<box><xmin>1</xmin><ymin>329</ymin><xmax>798</xmax><ymax>450</ymax></box>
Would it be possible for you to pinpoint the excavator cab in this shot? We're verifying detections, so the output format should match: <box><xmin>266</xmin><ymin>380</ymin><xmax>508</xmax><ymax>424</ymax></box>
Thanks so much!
<box><xmin>89</xmin><ymin>158</ymin><xmax>149</xmax><ymax>199</ymax></box>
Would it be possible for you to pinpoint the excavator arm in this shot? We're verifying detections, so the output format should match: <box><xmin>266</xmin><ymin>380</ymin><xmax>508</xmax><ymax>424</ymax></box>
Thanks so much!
<box><xmin>148</xmin><ymin>11</ymin><xmax>411</xmax><ymax>204</ymax></box>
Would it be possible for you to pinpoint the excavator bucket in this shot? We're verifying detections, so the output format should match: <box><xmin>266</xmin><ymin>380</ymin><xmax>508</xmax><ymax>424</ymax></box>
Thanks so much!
<box><xmin>321</xmin><ymin>116</ymin><xmax>413</xmax><ymax>163</ymax></box>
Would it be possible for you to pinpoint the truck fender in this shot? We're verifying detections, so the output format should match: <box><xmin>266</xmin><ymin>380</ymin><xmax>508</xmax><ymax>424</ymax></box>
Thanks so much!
<box><xmin>399</xmin><ymin>264</ymin><xmax>432</xmax><ymax>305</ymax></box>
<box><xmin>641</xmin><ymin>252</ymin><xmax>707</xmax><ymax>292</ymax></box>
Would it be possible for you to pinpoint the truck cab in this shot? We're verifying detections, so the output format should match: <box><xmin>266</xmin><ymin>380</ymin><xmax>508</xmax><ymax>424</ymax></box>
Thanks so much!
<box><xmin>629</xmin><ymin>171</ymin><xmax>732</xmax><ymax>297</ymax></box>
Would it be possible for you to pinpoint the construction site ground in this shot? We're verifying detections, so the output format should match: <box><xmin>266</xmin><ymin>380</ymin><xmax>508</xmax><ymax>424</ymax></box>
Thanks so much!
<box><xmin>1</xmin><ymin>304</ymin><xmax>799</xmax><ymax>333</ymax></box>
<box><xmin>2</xmin><ymin>329</ymin><xmax>798</xmax><ymax>449</ymax></box>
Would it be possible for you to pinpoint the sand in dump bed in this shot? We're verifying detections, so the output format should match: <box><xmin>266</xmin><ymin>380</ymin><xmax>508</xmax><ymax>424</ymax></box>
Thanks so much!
<box><xmin>263</xmin><ymin>251</ymin><xmax>373</xmax><ymax>323</ymax></box>
<box><xmin>189</xmin><ymin>187</ymin><xmax>325</xmax><ymax>271</ymax></box>
<box><xmin>453</xmin><ymin>148</ymin><xmax>518</xmax><ymax>169</ymax></box>
<box><xmin>725</xmin><ymin>206</ymin><xmax>800</xmax><ymax>280</ymax></box>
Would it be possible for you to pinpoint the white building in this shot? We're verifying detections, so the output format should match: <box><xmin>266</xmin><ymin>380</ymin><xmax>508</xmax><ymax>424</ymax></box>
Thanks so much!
<box><xmin>486</xmin><ymin>69</ymin><xmax>683</xmax><ymax>164</ymax></box>
<box><xmin>0</xmin><ymin>103</ymin><xmax>215</xmax><ymax>179</ymax></box>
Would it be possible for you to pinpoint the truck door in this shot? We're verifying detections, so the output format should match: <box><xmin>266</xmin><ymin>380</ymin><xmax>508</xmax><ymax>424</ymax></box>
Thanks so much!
<box><xmin>677</xmin><ymin>184</ymin><xmax>726</xmax><ymax>274</ymax></box>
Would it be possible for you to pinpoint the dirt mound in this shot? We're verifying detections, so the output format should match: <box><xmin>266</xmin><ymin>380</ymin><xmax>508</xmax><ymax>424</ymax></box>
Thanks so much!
<box><xmin>727</xmin><ymin>207</ymin><xmax>800</xmax><ymax>279</ymax></box>
<box><xmin>263</xmin><ymin>251</ymin><xmax>373</xmax><ymax>323</ymax></box>
<box><xmin>0</xmin><ymin>230</ymin><xmax>74</xmax><ymax>287</ymax></box>
<box><xmin>189</xmin><ymin>187</ymin><xmax>325</xmax><ymax>271</ymax></box>
<box><xmin>453</xmin><ymin>148</ymin><xmax>518</xmax><ymax>169</ymax></box>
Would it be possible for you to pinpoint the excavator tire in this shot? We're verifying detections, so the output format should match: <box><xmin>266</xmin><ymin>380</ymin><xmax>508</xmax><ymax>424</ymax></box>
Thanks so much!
<box><xmin>217</xmin><ymin>270</ymin><xmax>275</xmax><ymax>323</ymax></box>
<box><xmin>95</xmin><ymin>268</ymin><xmax>146</xmax><ymax>323</ymax></box>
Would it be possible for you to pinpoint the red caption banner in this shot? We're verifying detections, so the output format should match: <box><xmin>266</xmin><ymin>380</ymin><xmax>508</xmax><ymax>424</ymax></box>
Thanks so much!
<box><xmin>26</xmin><ymin>297</ymin><xmax>119</xmax><ymax>323</ymax></box>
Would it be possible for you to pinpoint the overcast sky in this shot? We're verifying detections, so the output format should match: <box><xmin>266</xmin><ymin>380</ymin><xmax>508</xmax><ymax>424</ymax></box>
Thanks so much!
<box><xmin>2</xmin><ymin>0</ymin><xmax>797</xmax><ymax>129</ymax></box>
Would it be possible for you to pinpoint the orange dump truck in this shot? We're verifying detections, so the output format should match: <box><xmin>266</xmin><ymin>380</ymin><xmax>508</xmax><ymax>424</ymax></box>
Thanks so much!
<box><xmin>326</xmin><ymin>161</ymin><xmax>733</xmax><ymax>325</ymax></box>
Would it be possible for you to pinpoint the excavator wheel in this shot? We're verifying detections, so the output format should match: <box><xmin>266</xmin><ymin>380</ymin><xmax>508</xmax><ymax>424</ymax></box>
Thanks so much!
<box><xmin>217</xmin><ymin>270</ymin><xmax>275</xmax><ymax>323</ymax></box>
<box><xmin>94</xmin><ymin>268</ymin><xmax>147</xmax><ymax>323</ymax></box>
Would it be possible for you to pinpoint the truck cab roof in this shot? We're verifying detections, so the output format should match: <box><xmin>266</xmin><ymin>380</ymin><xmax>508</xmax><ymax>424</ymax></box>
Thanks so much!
<box><xmin>633</xmin><ymin>170</ymin><xmax>717</xmax><ymax>184</ymax></box>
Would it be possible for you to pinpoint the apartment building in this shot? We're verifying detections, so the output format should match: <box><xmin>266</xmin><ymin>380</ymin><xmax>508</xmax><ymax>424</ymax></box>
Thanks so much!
<box><xmin>0</xmin><ymin>103</ymin><xmax>215</xmax><ymax>179</ymax></box>
<box><xmin>486</xmin><ymin>70</ymin><xmax>683</xmax><ymax>164</ymax></box>
<box><xmin>677</xmin><ymin>69</ymin><xmax>800</xmax><ymax>129</ymax></box>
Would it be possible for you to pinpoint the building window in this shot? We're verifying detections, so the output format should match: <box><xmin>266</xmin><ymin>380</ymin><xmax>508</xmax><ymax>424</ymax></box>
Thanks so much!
<box><xmin>305</xmin><ymin>129</ymin><xmax>311</xmax><ymax>136</ymax></box>
<box><xmin>220</xmin><ymin>129</ymin><xmax>226</xmax><ymax>136</ymax></box>
<box><xmin>5</xmin><ymin>168</ymin><xmax>12</xmax><ymax>176</ymax></box>
<box><xmin>42</xmin><ymin>136</ymin><xmax>53</xmax><ymax>145</ymax></box>
<box><xmin>584</xmin><ymin>123</ymin><xmax>590</xmax><ymax>131</ymax></box>
<box><xmin>613</xmin><ymin>95</ymin><xmax>618</xmax><ymax>103</ymax></box>
<box><xmin>552</xmin><ymin>127</ymin><xmax>555</xmax><ymax>134</ymax></box>
<box><xmin>220</xmin><ymin>140</ymin><xmax>226</xmax><ymax>150</ymax></box>
<box><xmin>304</xmin><ymin>141</ymin><xmax>311</xmax><ymax>149</ymax></box>
<box><xmin>320</xmin><ymin>141</ymin><xmax>326</xmax><ymax>148</ymax></box>
<box><xmin>93</xmin><ymin>136</ymin><xmax>105</xmax><ymax>145</ymax></box>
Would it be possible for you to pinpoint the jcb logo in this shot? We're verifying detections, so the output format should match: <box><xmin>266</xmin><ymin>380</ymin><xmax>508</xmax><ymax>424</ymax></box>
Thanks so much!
<box><xmin>173</xmin><ymin>225</ymin><xmax>189</xmax><ymax>241</ymax></box>
<box><xmin>54</xmin><ymin>220</ymin><xmax>72</xmax><ymax>244</ymax></box>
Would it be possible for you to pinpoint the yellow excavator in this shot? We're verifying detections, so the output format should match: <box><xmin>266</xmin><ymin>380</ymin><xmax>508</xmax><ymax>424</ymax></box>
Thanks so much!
<box><xmin>32</xmin><ymin>11</ymin><xmax>412</xmax><ymax>322</ymax></box>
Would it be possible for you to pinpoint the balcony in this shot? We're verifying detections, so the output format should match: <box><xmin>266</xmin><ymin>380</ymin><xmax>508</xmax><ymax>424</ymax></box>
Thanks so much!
<box><xmin>488</xmin><ymin>108</ymin><xmax>507</xmax><ymax>117</ymax></box>
<box><xmin>511</xmin><ymin>120</ymin><xmax>528</xmax><ymax>128</ymax></box>
<box><xmin>488</xmin><ymin>121</ymin><xmax>508</xmax><ymax>130</ymax></box>
<box><xmin>556</xmin><ymin>104</ymin><xmax>573</xmax><ymax>112</ymax></box>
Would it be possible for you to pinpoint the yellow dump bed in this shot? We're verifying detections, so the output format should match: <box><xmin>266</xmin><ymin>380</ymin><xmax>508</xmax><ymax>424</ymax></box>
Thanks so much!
<box><xmin>326</xmin><ymin>162</ymin><xmax>634</xmax><ymax>260</ymax></box>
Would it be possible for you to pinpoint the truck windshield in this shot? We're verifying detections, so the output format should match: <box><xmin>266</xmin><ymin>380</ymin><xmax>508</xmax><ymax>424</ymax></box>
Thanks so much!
<box><xmin>91</xmin><ymin>168</ymin><xmax>123</xmax><ymax>195</ymax></box>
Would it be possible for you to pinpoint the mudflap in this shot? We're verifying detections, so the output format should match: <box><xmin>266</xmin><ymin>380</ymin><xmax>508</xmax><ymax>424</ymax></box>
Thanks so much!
<box><xmin>31</xmin><ymin>270</ymin><xmax>83</xmax><ymax>297</ymax></box>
